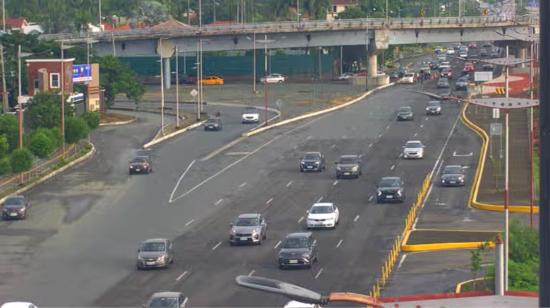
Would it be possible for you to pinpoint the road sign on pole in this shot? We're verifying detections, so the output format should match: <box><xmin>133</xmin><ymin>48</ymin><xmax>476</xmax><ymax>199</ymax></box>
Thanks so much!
<box><xmin>190</xmin><ymin>89</ymin><xmax>198</xmax><ymax>97</ymax></box>
<box><xmin>474</xmin><ymin>71</ymin><xmax>493</xmax><ymax>82</ymax></box>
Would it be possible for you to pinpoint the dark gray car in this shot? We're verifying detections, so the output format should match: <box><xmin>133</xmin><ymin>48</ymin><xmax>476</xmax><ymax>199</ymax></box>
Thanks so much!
<box><xmin>455</xmin><ymin>76</ymin><xmax>469</xmax><ymax>90</ymax></box>
<box><xmin>229</xmin><ymin>213</ymin><xmax>267</xmax><ymax>245</ymax></box>
<box><xmin>335</xmin><ymin>155</ymin><xmax>362</xmax><ymax>179</ymax></box>
<box><xmin>425</xmin><ymin>101</ymin><xmax>442</xmax><ymax>115</ymax></box>
<box><xmin>397</xmin><ymin>106</ymin><xmax>414</xmax><ymax>121</ymax></box>
<box><xmin>129</xmin><ymin>156</ymin><xmax>152</xmax><ymax>174</ymax></box>
<box><xmin>2</xmin><ymin>195</ymin><xmax>29</xmax><ymax>220</ymax></box>
<box><xmin>136</xmin><ymin>238</ymin><xmax>174</xmax><ymax>270</ymax></box>
<box><xmin>300</xmin><ymin>152</ymin><xmax>325</xmax><ymax>172</ymax></box>
<box><xmin>376</xmin><ymin>177</ymin><xmax>405</xmax><ymax>203</ymax></box>
<box><xmin>278</xmin><ymin>232</ymin><xmax>318</xmax><ymax>269</ymax></box>
<box><xmin>204</xmin><ymin>117</ymin><xmax>222</xmax><ymax>131</ymax></box>
<box><xmin>440</xmin><ymin>165</ymin><xmax>466</xmax><ymax>186</ymax></box>
<box><xmin>437</xmin><ymin>77</ymin><xmax>450</xmax><ymax>88</ymax></box>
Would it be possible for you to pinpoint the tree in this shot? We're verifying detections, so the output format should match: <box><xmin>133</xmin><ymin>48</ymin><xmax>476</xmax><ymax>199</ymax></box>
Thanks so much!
<box><xmin>80</xmin><ymin>112</ymin><xmax>100</xmax><ymax>130</ymax></box>
<box><xmin>10</xmin><ymin>148</ymin><xmax>33</xmax><ymax>173</ymax></box>
<box><xmin>64</xmin><ymin>117</ymin><xmax>90</xmax><ymax>144</ymax></box>
<box><xmin>0</xmin><ymin>115</ymin><xmax>19</xmax><ymax>151</ymax></box>
<box><xmin>96</xmin><ymin>56</ymin><xmax>145</xmax><ymax>106</ymax></box>
<box><xmin>337</xmin><ymin>7</ymin><xmax>367</xmax><ymax>19</ymax></box>
<box><xmin>133</xmin><ymin>1</ymin><xmax>170</xmax><ymax>26</ymax></box>
<box><xmin>26</xmin><ymin>92</ymin><xmax>74</xmax><ymax>129</ymax></box>
<box><xmin>0</xmin><ymin>157</ymin><xmax>11</xmax><ymax>175</ymax></box>
<box><xmin>0</xmin><ymin>135</ymin><xmax>9</xmax><ymax>158</ymax></box>
<box><xmin>29</xmin><ymin>131</ymin><xmax>56</xmax><ymax>158</ymax></box>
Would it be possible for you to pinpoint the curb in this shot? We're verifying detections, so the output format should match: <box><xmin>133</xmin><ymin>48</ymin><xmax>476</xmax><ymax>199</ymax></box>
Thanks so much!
<box><xmin>401</xmin><ymin>228</ymin><xmax>496</xmax><ymax>252</ymax></box>
<box><xmin>99</xmin><ymin>117</ymin><xmax>136</xmax><ymax>127</ymax></box>
<box><xmin>455</xmin><ymin>278</ymin><xmax>491</xmax><ymax>294</ymax></box>
<box><xmin>460</xmin><ymin>103</ymin><xmax>539</xmax><ymax>213</ymax></box>
<box><xmin>244</xmin><ymin>83</ymin><xmax>395</xmax><ymax>138</ymax></box>
<box><xmin>143</xmin><ymin>121</ymin><xmax>206</xmax><ymax>149</ymax></box>
<box><xmin>0</xmin><ymin>143</ymin><xmax>96</xmax><ymax>204</ymax></box>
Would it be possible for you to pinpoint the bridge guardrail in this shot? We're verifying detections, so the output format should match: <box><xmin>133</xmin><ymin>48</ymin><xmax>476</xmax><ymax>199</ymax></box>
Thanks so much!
<box><xmin>40</xmin><ymin>15</ymin><xmax>538</xmax><ymax>43</ymax></box>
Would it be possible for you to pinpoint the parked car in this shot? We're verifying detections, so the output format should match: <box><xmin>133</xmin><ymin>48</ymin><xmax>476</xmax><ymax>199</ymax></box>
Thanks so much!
<box><xmin>145</xmin><ymin>292</ymin><xmax>187</xmax><ymax>308</ymax></box>
<box><xmin>397</xmin><ymin>106</ymin><xmax>414</xmax><ymax>121</ymax></box>
<box><xmin>278</xmin><ymin>232</ymin><xmax>318</xmax><ymax>269</ymax></box>
<box><xmin>260</xmin><ymin>73</ymin><xmax>286</xmax><ymax>83</ymax></box>
<box><xmin>455</xmin><ymin>76</ymin><xmax>469</xmax><ymax>90</ymax></box>
<box><xmin>200</xmin><ymin>75</ymin><xmax>224</xmax><ymax>85</ymax></box>
<box><xmin>204</xmin><ymin>117</ymin><xmax>222</xmax><ymax>131</ymax></box>
<box><xmin>129</xmin><ymin>156</ymin><xmax>153</xmax><ymax>174</ymax></box>
<box><xmin>479</xmin><ymin>48</ymin><xmax>489</xmax><ymax>57</ymax></box>
<box><xmin>241</xmin><ymin>106</ymin><xmax>260</xmax><ymax>124</ymax></box>
<box><xmin>437</xmin><ymin>54</ymin><xmax>447</xmax><ymax>61</ymax></box>
<box><xmin>440</xmin><ymin>68</ymin><xmax>453</xmax><ymax>79</ymax></box>
<box><xmin>437</xmin><ymin>77</ymin><xmax>450</xmax><ymax>88</ymax></box>
<box><xmin>446</xmin><ymin>48</ymin><xmax>456</xmax><ymax>55</ymax></box>
<box><xmin>300</xmin><ymin>152</ymin><xmax>326</xmax><ymax>172</ymax></box>
<box><xmin>440</xmin><ymin>165</ymin><xmax>466</xmax><ymax>186</ymax></box>
<box><xmin>306</xmin><ymin>202</ymin><xmax>339</xmax><ymax>229</ymax></box>
<box><xmin>389</xmin><ymin>71</ymin><xmax>400</xmax><ymax>81</ymax></box>
<box><xmin>429</xmin><ymin>61</ymin><xmax>440</xmax><ymax>70</ymax></box>
<box><xmin>402</xmin><ymin>140</ymin><xmax>425</xmax><ymax>159</ymax></box>
<box><xmin>376</xmin><ymin>177</ymin><xmax>405</xmax><ymax>203</ymax></box>
<box><xmin>229</xmin><ymin>213</ymin><xmax>267</xmax><ymax>245</ymax></box>
<box><xmin>463</xmin><ymin>62</ymin><xmax>475</xmax><ymax>72</ymax></box>
<box><xmin>337</xmin><ymin>72</ymin><xmax>354</xmax><ymax>80</ymax></box>
<box><xmin>468</xmin><ymin>42</ymin><xmax>478</xmax><ymax>49</ymax></box>
<box><xmin>482</xmin><ymin>64</ymin><xmax>495</xmax><ymax>72</ymax></box>
<box><xmin>399</xmin><ymin>72</ymin><xmax>415</xmax><ymax>84</ymax></box>
<box><xmin>438</xmin><ymin>61</ymin><xmax>451</xmax><ymax>71</ymax></box>
<box><xmin>335</xmin><ymin>155</ymin><xmax>362</xmax><ymax>179</ymax></box>
<box><xmin>459</xmin><ymin>51</ymin><xmax>468</xmax><ymax>58</ymax></box>
<box><xmin>490</xmin><ymin>47</ymin><xmax>501</xmax><ymax>58</ymax></box>
<box><xmin>2</xmin><ymin>196</ymin><xmax>29</xmax><ymax>220</ymax></box>
<box><xmin>136</xmin><ymin>238</ymin><xmax>174</xmax><ymax>270</ymax></box>
<box><xmin>426</xmin><ymin>101</ymin><xmax>442</xmax><ymax>115</ymax></box>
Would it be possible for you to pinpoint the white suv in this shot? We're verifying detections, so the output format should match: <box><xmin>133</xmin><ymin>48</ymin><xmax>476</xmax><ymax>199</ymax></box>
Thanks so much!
<box><xmin>241</xmin><ymin>106</ymin><xmax>260</xmax><ymax>124</ymax></box>
<box><xmin>402</xmin><ymin>140</ymin><xmax>425</xmax><ymax>159</ymax></box>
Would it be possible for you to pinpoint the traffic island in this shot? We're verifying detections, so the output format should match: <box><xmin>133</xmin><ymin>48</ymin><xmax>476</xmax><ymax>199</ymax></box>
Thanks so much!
<box><xmin>99</xmin><ymin>111</ymin><xmax>136</xmax><ymax>126</ymax></box>
<box><xmin>402</xmin><ymin>229</ymin><xmax>497</xmax><ymax>252</ymax></box>
<box><xmin>143</xmin><ymin>111</ymin><xmax>206</xmax><ymax>149</ymax></box>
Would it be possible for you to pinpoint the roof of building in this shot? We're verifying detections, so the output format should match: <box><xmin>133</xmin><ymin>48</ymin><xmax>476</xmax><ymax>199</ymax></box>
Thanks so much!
<box><xmin>332</xmin><ymin>0</ymin><xmax>356</xmax><ymax>6</ymax></box>
<box><xmin>152</xmin><ymin>19</ymin><xmax>194</xmax><ymax>30</ymax></box>
<box><xmin>6</xmin><ymin>17</ymin><xmax>27</xmax><ymax>29</ymax></box>
<box><xmin>101</xmin><ymin>22</ymin><xmax>131</xmax><ymax>32</ymax></box>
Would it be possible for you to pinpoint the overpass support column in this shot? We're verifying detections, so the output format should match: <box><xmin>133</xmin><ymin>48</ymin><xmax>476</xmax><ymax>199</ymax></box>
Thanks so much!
<box><xmin>520</xmin><ymin>47</ymin><xmax>528</xmax><ymax>68</ymax></box>
<box><xmin>164</xmin><ymin>57</ymin><xmax>171</xmax><ymax>89</ymax></box>
<box><xmin>368</xmin><ymin>52</ymin><xmax>377</xmax><ymax>78</ymax></box>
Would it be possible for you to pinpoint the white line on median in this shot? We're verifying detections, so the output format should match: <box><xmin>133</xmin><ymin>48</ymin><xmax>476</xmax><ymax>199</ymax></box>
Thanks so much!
<box><xmin>336</xmin><ymin>239</ymin><xmax>343</xmax><ymax>248</ymax></box>
<box><xmin>397</xmin><ymin>254</ymin><xmax>407</xmax><ymax>270</ymax></box>
<box><xmin>185</xmin><ymin>219</ymin><xmax>195</xmax><ymax>226</ymax></box>
<box><xmin>176</xmin><ymin>271</ymin><xmax>189</xmax><ymax>281</ymax></box>
<box><xmin>212</xmin><ymin>241</ymin><xmax>222</xmax><ymax>251</ymax></box>
<box><xmin>286</xmin><ymin>181</ymin><xmax>293</xmax><ymax>188</ymax></box>
<box><xmin>226</xmin><ymin>152</ymin><xmax>251</xmax><ymax>156</ymax></box>
<box><xmin>317</xmin><ymin>196</ymin><xmax>323</xmax><ymax>203</ymax></box>
<box><xmin>354</xmin><ymin>215</ymin><xmax>360</xmax><ymax>222</ymax></box>
<box><xmin>298</xmin><ymin>216</ymin><xmax>304</xmax><ymax>223</ymax></box>
<box><xmin>215</xmin><ymin>198</ymin><xmax>223</xmax><ymax>206</ymax></box>
<box><xmin>168</xmin><ymin>160</ymin><xmax>196</xmax><ymax>203</ymax></box>
<box><xmin>248</xmin><ymin>270</ymin><xmax>256</xmax><ymax>277</ymax></box>
<box><xmin>266</xmin><ymin>198</ymin><xmax>274</xmax><ymax>204</ymax></box>
<box><xmin>314</xmin><ymin>268</ymin><xmax>324</xmax><ymax>279</ymax></box>
<box><xmin>274</xmin><ymin>241</ymin><xmax>282</xmax><ymax>249</ymax></box>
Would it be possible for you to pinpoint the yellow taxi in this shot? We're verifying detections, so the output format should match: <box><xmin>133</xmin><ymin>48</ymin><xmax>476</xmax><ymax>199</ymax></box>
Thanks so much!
<box><xmin>200</xmin><ymin>76</ymin><xmax>224</xmax><ymax>85</ymax></box>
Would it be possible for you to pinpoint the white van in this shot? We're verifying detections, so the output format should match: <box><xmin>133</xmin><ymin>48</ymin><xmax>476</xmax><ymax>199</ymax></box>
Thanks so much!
<box><xmin>284</xmin><ymin>300</ymin><xmax>322</xmax><ymax>308</ymax></box>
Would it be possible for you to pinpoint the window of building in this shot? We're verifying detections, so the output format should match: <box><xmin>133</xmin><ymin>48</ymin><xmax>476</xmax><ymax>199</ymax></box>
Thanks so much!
<box><xmin>333</xmin><ymin>5</ymin><xmax>337</xmax><ymax>13</ymax></box>
<box><xmin>50</xmin><ymin>73</ymin><xmax>60</xmax><ymax>88</ymax></box>
<box><xmin>33</xmin><ymin>79</ymin><xmax>40</xmax><ymax>93</ymax></box>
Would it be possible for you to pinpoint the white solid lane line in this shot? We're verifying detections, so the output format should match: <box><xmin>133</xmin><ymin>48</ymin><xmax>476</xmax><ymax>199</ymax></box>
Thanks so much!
<box><xmin>212</xmin><ymin>241</ymin><xmax>222</xmax><ymax>251</ymax></box>
<box><xmin>397</xmin><ymin>254</ymin><xmax>407</xmax><ymax>270</ymax></box>
<box><xmin>286</xmin><ymin>181</ymin><xmax>293</xmax><ymax>187</ymax></box>
<box><xmin>266</xmin><ymin>197</ymin><xmax>274</xmax><ymax>204</ymax></box>
<box><xmin>336</xmin><ymin>239</ymin><xmax>343</xmax><ymax>248</ymax></box>
<box><xmin>168</xmin><ymin>160</ymin><xmax>196</xmax><ymax>203</ymax></box>
<box><xmin>185</xmin><ymin>219</ymin><xmax>195</xmax><ymax>226</ymax></box>
<box><xmin>182</xmin><ymin>297</ymin><xmax>188</xmax><ymax>307</ymax></box>
<box><xmin>274</xmin><ymin>241</ymin><xmax>282</xmax><ymax>249</ymax></box>
<box><xmin>215</xmin><ymin>198</ymin><xmax>224</xmax><ymax>206</ymax></box>
<box><xmin>176</xmin><ymin>271</ymin><xmax>189</xmax><ymax>281</ymax></box>
<box><xmin>354</xmin><ymin>215</ymin><xmax>360</xmax><ymax>222</ymax></box>
<box><xmin>298</xmin><ymin>216</ymin><xmax>304</xmax><ymax>223</ymax></box>
<box><xmin>248</xmin><ymin>270</ymin><xmax>255</xmax><ymax>277</ymax></box>
<box><xmin>314</xmin><ymin>268</ymin><xmax>324</xmax><ymax>279</ymax></box>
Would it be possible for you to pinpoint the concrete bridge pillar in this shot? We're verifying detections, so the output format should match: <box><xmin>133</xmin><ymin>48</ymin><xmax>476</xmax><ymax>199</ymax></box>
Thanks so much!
<box><xmin>519</xmin><ymin>47</ymin><xmax>528</xmax><ymax>68</ymax></box>
<box><xmin>368</xmin><ymin>52</ymin><xmax>378</xmax><ymax>77</ymax></box>
<box><xmin>164</xmin><ymin>57</ymin><xmax>171</xmax><ymax>89</ymax></box>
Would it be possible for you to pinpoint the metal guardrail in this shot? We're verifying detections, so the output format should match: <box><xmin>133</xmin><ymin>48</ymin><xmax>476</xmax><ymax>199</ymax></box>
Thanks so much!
<box><xmin>40</xmin><ymin>15</ymin><xmax>538</xmax><ymax>43</ymax></box>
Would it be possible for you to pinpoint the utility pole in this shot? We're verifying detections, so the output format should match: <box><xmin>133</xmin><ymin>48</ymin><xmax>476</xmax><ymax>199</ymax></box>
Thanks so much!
<box><xmin>98</xmin><ymin>0</ymin><xmax>102</xmax><ymax>30</ymax></box>
<box><xmin>539</xmin><ymin>0</ymin><xmax>550</xmax><ymax>306</ymax></box>
<box><xmin>253</xmin><ymin>32</ymin><xmax>256</xmax><ymax>93</ymax></box>
<box><xmin>503</xmin><ymin>45</ymin><xmax>510</xmax><ymax>291</ymax></box>
<box><xmin>2</xmin><ymin>0</ymin><xmax>5</xmax><ymax>32</ymax></box>
<box><xmin>159</xmin><ymin>47</ymin><xmax>165</xmax><ymax>135</ymax></box>
<box><xmin>17</xmin><ymin>45</ymin><xmax>22</xmax><ymax>148</ymax></box>
<box><xmin>175</xmin><ymin>46</ymin><xmax>180</xmax><ymax>128</ymax></box>
<box><xmin>60</xmin><ymin>41</ymin><xmax>66</xmax><ymax>156</ymax></box>
<box><xmin>1</xmin><ymin>44</ymin><xmax>7</xmax><ymax>113</ymax></box>
<box><xmin>264</xmin><ymin>34</ymin><xmax>268</xmax><ymax>126</ymax></box>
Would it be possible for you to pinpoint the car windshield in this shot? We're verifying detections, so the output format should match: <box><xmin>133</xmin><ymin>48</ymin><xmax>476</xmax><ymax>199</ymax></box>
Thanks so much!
<box><xmin>406</xmin><ymin>142</ymin><xmax>422</xmax><ymax>148</ymax></box>
<box><xmin>283</xmin><ymin>237</ymin><xmax>309</xmax><ymax>249</ymax></box>
<box><xmin>206</xmin><ymin>119</ymin><xmax>218</xmax><ymax>123</ymax></box>
<box><xmin>379</xmin><ymin>179</ymin><xmax>400</xmax><ymax>187</ymax></box>
<box><xmin>235</xmin><ymin>217</ymin><xmax>259</xmax><ymax>226</ymax></box>
<box><xmin>244</xmin><ymin>107</ymin><xmax>257</xmax><ymax>112</ymax></box>
<box><xmin>303</xmin><ymin>153</ymin><xmax>320</xmax><ymax>160</ymax></box>
<box><xmin>4</xmin><ymin>197</ymin><xmax>24</xmax><ymax>206</ymax></box>
<box><xmin>399</xmin><ymin>107</ymin><xmax>412</xmax><ymax>113</ymax></box>
<box><xmin>404</xmin><ymin>73</ymin><xmax>414</xmax><ymax>77</ymax></box>
<box><xmin>428</xmin><ymin>102</ymin><xmax>440</xmax><ymax>107</ymax></box>
<box><xmin>439</xmin><ymin>78</ymin><xmax>448</xmax><ymax>83</ymax></box>
<box><xmin>131</xmin><ymin>157</ymin><xmax>147</xmax><ymax>163</ymax></box>
<box><xmin>141</xmin><ymin>242</ymin><xmax>165</xmax><ymax>252</ymax></box>
<box><xmin>310</xmin><ymin>206</ymin><xmax>333</xmax><ymax>214</ymax></box>
<box><xmin>443</xmin><ymin>166</ymin><xmax>463</xmax><ymax>174</ymax></box>
<box><xmin>339</xmin><ymin>157</ymin><xmax>357</xmax><ymax>164</ymax></box>
<box><xmin>148</xmin><ymin>297</ymin><xmax>178</xmax><ymax>308</ymax></box>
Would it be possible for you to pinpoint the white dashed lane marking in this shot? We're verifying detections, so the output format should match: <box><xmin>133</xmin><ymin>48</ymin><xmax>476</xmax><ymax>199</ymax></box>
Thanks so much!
<box><xmin>336</xmin><ymin>239</ymin><xmax>343</xmax><ymax>248</ymax></box>
<box><xmin>274</xmin><ymin>241</ymin><xmax>282</xmax><ymax>249</ymax></box>
<box><xmin>215</xmin><ymin>199</ymin><xmax>223</xmax><ymax>206</ymax></box>
<box><xmin>354</xmin><ymin>215</ymin><xmax>360</xmax><ymax>222</ymax></box>
<box><xmin>185</xmin><ymin>219</ymin><xmax>195</xmax><ymax>226</ymax></box>
<box><xmin>314</xmin><ymin>268</ymin><xmax>324</xmax><ymax>279</ymax></box>
<box><xmin>212</xmin><ymin>241</ymin><xmax>222</xmax><ymax>251</ymax></box>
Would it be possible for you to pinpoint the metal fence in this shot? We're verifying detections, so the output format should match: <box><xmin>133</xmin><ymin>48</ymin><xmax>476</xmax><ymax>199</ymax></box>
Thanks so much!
<box><xmin>0</xmin><ymin>143</ymin><xmax>83</xmax><ymax>198</ymax></box>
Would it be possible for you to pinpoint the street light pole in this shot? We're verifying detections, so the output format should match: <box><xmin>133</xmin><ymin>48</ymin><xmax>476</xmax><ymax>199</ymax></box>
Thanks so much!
<box><xmin>176</xmin><ymin>46</ymin><xmax>180</xmax><ymax>128</ymax></box>
<box><xmin>253</xmin><ymin>32</ymin><xmax>256</xmax><ymax>93</ymax></box>
<box><xmin>529</xmin><ymin>39</ymin><xmax>535</xmax><ymax>228</ymax></box>
<box><xmin>17</xmin><ymin>45</ymin><xmax>23</xmax><ymax>148</ymax></box>
<box><xmin>98</xmin><ymin>0</ymin><xmax>102</xmax><ymax>30</ymax></box>
<box><xmin>264</xmin><ymin>34</ymin><xmax>268</xmax><ymax>126</ymax></box>
<box><xmin>60</xmin><ymin>41</ymin><xmax>66</xmax><ymax>155</ymax></box>
<box><xmin>1</xmin><ymin>44</ymin><xmax>7</xmax><ymax>113</ymax></box>
<box><xmin>2</xmin><ymin>0</ymin><xmax>5</xmax><ymax>32</ymax></box>
<box><xmin>503</xmin><ymin>45</ymin><xmax>510</xmax><ymax>291</ymax></box>
<box><xmin>159</xmin><ymin>43</ymin><xmax>165</xmax><ymax>135</ymax></box>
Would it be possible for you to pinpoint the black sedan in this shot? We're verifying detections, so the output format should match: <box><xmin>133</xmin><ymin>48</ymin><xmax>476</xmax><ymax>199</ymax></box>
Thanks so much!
<box><xmin>335</xmin><ymin>155</ymin><xmax>362</xmax><ymax>179</ymax></box>
<box><xmin>440</xmin><ymin>165</ymin><xmax>466</xmax><ymax>186</ymax></box>
<box><xmin>300</xmin><ymin>152</ymin><xmax>325</xmax><ymax>172</ymax></box>
<box><xmin>129</xmin><ymin>156</ymin><xmax>153</xmax><ymax>174</ymax></box>
<box><xmin>376</xmin><ymin>177</ymin><xmax>405</xmax><ymax>203</ymax></box>
<box><xmin>278</xmin><ymin>232</ymin><xmax>318</xmax><ymax>269</ymax></box>
<box><xmin>2</xmin><ymin>195</ymin><xmax>29</xmax><ymax>220</ymax></box>
<box><xmin>204</xmin><ymin>118</ymin><xmax>223</xmax><ymax>131</ymax></box>
<box><xmin>397</xmin><ymin>106</ymin><xmax>414</xmax><ymax>121</ymax></box>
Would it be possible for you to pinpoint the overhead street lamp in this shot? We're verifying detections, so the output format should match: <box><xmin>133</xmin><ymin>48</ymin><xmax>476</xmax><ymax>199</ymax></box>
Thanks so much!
<box><xmin>17</xmin><ymin>46</ymin><xmax>32</xmax><ymax>149</ymax></box>
<box><xmin>256</xmin><ymin>35</ymin><xmax>275</xmax><ymax>126</ymax></box>
<box><xmin>235</xmin><ymin>275</ymin><xmax>383</xmax><ymax>307</ymax></box>
<box><xmin>60</xmin><ymin>41</ymin><xmax>74</xmax><ymax>156</ymax></box>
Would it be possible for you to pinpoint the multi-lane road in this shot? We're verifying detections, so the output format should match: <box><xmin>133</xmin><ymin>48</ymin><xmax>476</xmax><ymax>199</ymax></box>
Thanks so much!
<box><xmin>0</xmin><ymin>55</ymin><xmax>477</xmax><ymax>306</ymax></box>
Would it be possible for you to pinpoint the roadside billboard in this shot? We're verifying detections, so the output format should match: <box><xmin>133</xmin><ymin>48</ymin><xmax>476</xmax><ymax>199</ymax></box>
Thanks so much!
<box><xmin>73</xmin><ymin>64</ymin><xmax>92</xmax><ymax>83</ymax></box>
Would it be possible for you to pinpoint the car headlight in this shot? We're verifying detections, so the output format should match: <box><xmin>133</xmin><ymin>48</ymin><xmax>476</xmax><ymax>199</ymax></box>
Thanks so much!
<box><xmin>300</xmin><ymin>161</ymin><xmax>305</xmax><ymax>165</ymax></box>
<box><xmin>301</xmin><ymin>253</ymin><xmax>311</xmax><ymax>259</ymax></box>
<box><xmin>425</xmin><ymin>108</ymin><xmax>430</xmax><ymax>111</ymax></box>
<box><xmin>19</xmin><ymin>208</ymin><xmax>25</xmax><ymax>212</ymax></box>
<box><xmin>336</xmin><ymin>166</ymin><xmax>342</xmax><ymax>171</ymax></box>
<box><xmin>137</xmin><ymin>255</ymin><xmax>144</xmax><ymax>261</ymax></box>
<box><xmin>314</xmin><ymin>161</ymin><xmax>320</xmax><ymax>165</ymax></box>
<box><xmin>157</xmin><ymin>255</ymin><xmax>166</xmax><ymax>262</ymax></box>
<box><xmin>459</xmin><ymin>176</ymin><xmax>465</xmax><ymax>181</ymax></box>
<box><xmin>352</xmin><ymin>166</ymin><xmax>359</xmax><ymax>172</ymax></box>
<box><xmin>230</xmin><ymin>229</ymin><xmax>237</xmax><ymax>235</ymax></box>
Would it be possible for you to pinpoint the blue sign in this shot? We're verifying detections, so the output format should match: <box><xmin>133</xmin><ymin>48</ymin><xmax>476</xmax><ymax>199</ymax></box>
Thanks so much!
<box><xmin>72</xmin><ymin>64</ymin><xmax>92</xmax><ymax>83</ymax></box>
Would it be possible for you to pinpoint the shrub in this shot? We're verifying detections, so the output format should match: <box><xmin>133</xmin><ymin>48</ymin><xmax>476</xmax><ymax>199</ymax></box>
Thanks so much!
<box><xmin>64</xmin><ymin>117</ymin><xmax>90</xmax><ymax>144</ymax></box>
<box><xmin>10</xmin><ymin>148</ymin><xmax>33</xmax><ymax>173</ymax></box>
<box><xmin>80</xmin><ymin>112</ymin><xmax>100</xmax><ymax>130</ymax></box>
<box><xmin>0</xmin><ymin>157</ymin><xmax>11</xmax><ymax>175</ymax></box>
<box><xmin>0</xmin><ymin>134</ymin><xmax>9</xmax><ymax>158</ymax></box>
<box><xmin>29</xmin><ymin>131</ymin><xmax>56</xmax><ymax>158</ymax></box>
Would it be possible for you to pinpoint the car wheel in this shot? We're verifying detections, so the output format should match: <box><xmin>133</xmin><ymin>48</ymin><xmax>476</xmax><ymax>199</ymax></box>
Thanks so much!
<box><xmin>300</xmin><ymin>168</ymin><xmax>304</xmax><ymax>172</ymax></box>
<box><xmin>279</xmin><ymin>264</ymin><xmax>284</xmax><ymax>270</ymax></box>
<box><xmin>263</xmin><ymin>232</ymin><xmax>267</xmax><ymax>240</ymax></box>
